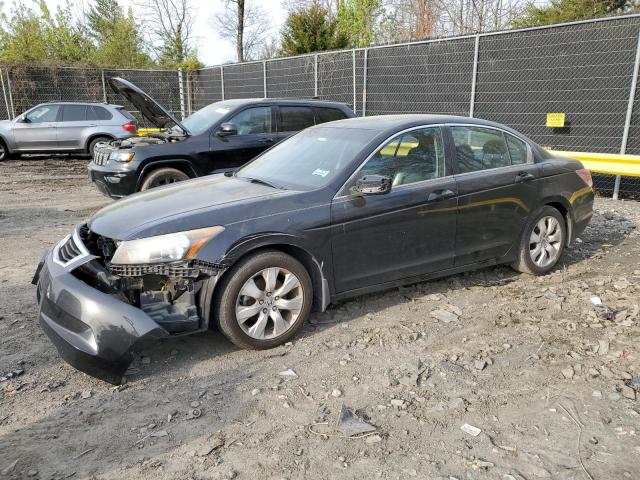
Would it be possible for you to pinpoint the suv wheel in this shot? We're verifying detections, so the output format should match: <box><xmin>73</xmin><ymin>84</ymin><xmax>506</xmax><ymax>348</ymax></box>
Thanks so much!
<box><xmin>0</xmin><ymin>140</ymin><xmax>8</xmax><ymax>161</ymax></box>
<box><xmin>214</xmin><ymin>250</ymin><xmax>313</xmax><ymax>349</ymax></box>
<box><xmin>139</xmin><ymin>168</ymin><xmax>190</xmax><ymax>191</ymax></box>
<box><xmin>511</xmin><ymin>205</ymin><xmax>566</xmax><ymax>275</ymax></box>
<box><xmin>88</xmin><ymin>136</ymin><xmax>111</xmax><ymax>158</ymax></box>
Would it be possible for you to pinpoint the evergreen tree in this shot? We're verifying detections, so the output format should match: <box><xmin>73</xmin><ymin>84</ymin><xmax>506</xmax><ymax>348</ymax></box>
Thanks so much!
<box><xmin>280</xmin><ymin>3</ymin><xmax>349</xmax><ymax>55</ymax></box>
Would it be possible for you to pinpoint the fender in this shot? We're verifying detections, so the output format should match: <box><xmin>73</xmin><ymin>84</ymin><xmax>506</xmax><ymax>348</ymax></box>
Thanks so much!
<box><xmin>136</xmin><ymin>159</ymin><xmax>198</xmax><ymax>190</ymax></box>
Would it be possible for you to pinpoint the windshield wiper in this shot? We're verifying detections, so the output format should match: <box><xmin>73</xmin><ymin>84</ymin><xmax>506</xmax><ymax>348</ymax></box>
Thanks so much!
<box><xmin>237</xmin><ymin>176</ymin><xmax>285</xmax><ymax>189</ymax></box>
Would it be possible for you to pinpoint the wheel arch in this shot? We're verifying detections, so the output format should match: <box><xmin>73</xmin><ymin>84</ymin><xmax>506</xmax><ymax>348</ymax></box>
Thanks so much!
<box><xmin>85</xmin><ymin>133</ymin><xmax>115</xmax><ymax>152</ymax></box>
<box><xmin>136</xmin><ymin>159</ymin><xmax>198</xmax><ymax>191</ymax></box>
<box><xmin>540</xmin><ymin>196</ymin><xmax>574</xmax><ymax>246</ymax></box>
<box><xmin>203</xmin><ymin>237</ymin><xmax>330</xmax><ymax>324</ymax></box>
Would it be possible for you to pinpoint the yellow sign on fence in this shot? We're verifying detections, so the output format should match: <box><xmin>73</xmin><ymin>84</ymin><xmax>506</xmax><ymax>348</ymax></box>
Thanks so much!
<box><xmin>546</xmin><ymin>112</ymin><xmax>566</xmax><ymax>128</ymax></box>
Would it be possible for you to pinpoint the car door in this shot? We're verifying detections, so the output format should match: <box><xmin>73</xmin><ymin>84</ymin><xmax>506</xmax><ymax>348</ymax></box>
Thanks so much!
<box><xmin>12</xmin><ymin>104</ymin><xmax>60</xmax><ymax>150</ymax></box>
<box><xmin>57</xmin><ymin>104</ymin><xmax>88</xmax><ymax>149</ymax></box>
<box><xmin>209</xmin><ymin>106</ymin><xmax>276</xmax><ymax>170</ymax></box>
<box><xmin>448</xmin><ymin>125</ymin><xmax>540</xmax><ymax>266</ymax></box>
<box><xmin>276</xmin><ymin>105</ymin><xmax>315</xmax><ymax>142</ymax></box>
<box><xmin>331</xmin><ymin>126</ymin><xmax>458</xmax><ymax>293</ymax></box>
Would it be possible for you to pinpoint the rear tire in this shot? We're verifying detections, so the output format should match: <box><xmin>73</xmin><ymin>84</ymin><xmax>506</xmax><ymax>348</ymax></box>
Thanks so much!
<box><xmin>214</xmin><ymin>250</ymin><xmax>313</xmax><ymax>350</ymax></box>
<box><xmin>139</xmin><ymin>167</ymin><xmax>189</xmax><ymax>191</ymax></box>
<box><xmin>88</xmin><ymin>136</ymin><xmax>111</xmax><ymax>158</ymax></box>
<box><xmin>511</xmin><ymin>205</ymin><xmax>566</xmax><ymax>275</ymax></box>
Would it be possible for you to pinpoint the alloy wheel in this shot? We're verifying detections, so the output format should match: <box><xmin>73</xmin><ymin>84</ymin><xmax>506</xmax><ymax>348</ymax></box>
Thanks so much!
<box><xmin>235</xmin><ymin>267</ymin><xmax>304</xmax><ymax>340</ymax></box>
<box><xmin>151</xmin><ymin>173</ymin><xmax>183</xmax><ymax>187</ymax></box>
<box><xmin>529</xmin><ymin>215</ymin><xmax>562</xmax><ymax>268</ymax></box>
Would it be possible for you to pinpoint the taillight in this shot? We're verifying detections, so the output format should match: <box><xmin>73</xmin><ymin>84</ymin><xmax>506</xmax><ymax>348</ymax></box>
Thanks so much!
<box><xmin>576</xmin><ymin>168</ymin><xmax>593</xmax><ymax>188</ymax></box>
<box><xmin>122</xmin><ymin>121</ymin><xmax>137</xmax><ymax>133</ymax></box>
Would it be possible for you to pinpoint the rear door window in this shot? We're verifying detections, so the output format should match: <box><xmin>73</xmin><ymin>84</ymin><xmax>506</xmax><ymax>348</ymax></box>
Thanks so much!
<box><xmin>505</xmin><ymin>133</ymin><xmax>529</xmax><ymax>165</ymax></box>
<box><xmin>228</xmin><ymin>107</ymin><xmax>272</xmax><ymax>135</ymax></box>
<box><xmin>279</xmin><ymin>106</ymin><xmax>315</xmax><ymax>132</ymax></box>
<box><xmin>60</xmin><ymin>105</ymin><xmax>87</xmax><ymax>122</ymax></box>
<box><xmin>314</xmin><ymin>107</ymin><xmax>348</xmax><ymax>124</ymax></box>
<box><xmin>450</xmin><ymin>126</ymin><xmax>512</xmax><ymax>173</ymax></box>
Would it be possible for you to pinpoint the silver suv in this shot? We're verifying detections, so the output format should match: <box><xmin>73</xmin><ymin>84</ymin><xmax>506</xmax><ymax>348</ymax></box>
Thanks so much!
<box><xmin>0</xmin><ymin>102</ymin><xmax>138</xmax><ymax>160</ymax></box>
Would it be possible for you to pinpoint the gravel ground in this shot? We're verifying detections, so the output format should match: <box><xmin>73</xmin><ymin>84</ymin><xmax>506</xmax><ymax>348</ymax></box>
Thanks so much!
<box><xmin>1</xmin><ymin>157</ymin><xmax>639</xmax><ymax>480</ymax></box>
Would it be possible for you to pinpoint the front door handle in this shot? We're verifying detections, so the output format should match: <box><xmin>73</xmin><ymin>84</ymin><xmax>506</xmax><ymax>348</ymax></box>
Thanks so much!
<box><xmin>515</xmin><ymin>171</ymin><xmax>535</xmax><ymax>183</ymax></box>
<box><xmin>427</xmin><ymin>189</ymin><xmax>456</xmax><ymax>202</ymax></box>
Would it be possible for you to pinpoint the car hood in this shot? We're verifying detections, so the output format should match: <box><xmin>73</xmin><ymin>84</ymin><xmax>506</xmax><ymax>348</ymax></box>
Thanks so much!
<box><xmin>108</xmin><ymin>77</ymin><xmax>190</xmax><ymax>135</ymax></box>
<box><xmin>88</xmin><ymin>174</ymin><xmax>297</xmax><ymax>240</ymax></box>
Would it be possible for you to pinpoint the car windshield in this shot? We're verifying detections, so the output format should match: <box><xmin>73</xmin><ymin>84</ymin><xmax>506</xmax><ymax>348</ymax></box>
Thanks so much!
<box><xmin>180</xmin><ymin>103</ymin><xmax>233</xmax><ymax>135</ymax></box>
<box><xmin>236</xmin><ymin>127</ymin><xmax>379</xmax><ymax>191</ymax></box>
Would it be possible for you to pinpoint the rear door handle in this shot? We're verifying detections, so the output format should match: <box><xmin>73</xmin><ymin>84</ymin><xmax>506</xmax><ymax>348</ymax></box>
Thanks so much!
<box><xmin>515</xmin><ymin>171</ymin><xmax>535</xmax><ymax>183</ymax></box>
<box><xmin>427</xmin><ymin>189</ymin><xmax>456</xmax><ymax>202</ymax></box>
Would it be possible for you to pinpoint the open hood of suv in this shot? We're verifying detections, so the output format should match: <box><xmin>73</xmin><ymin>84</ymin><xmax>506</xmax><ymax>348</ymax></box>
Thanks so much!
<box><xmin>108</xmin><ymin>77</ymin><xmax>190</xmax><ymax>135</ymax></box>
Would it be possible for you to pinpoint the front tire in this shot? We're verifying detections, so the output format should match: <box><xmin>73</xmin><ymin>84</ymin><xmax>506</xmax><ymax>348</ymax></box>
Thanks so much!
<box><xmin>214</xmin><ymin>250</ymin><xmax>313</xmax><ymax>349</ymax></box>
<box><xmin>139</xmin><ymin>167</ymin><xmax>189</xmax><ymax>191</ymax></box>
<box><xmin>511</xmin><ymin>205</ymin><xmax>566</xmax><ymax>275</ymax></box>
<box><xmin>0</xmin><ymin>140</ymin><xmax>9</xmax><ymax>161</ymax></box>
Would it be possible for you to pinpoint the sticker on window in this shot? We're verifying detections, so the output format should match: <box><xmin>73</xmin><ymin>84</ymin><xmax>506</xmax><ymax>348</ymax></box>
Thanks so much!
<box><xmin>312</xmin><ymin>169</ymin><xmax>330</xmax><ymax>177</ymax></box>
<box><xmin>215</xmin><ymin>108</ymin><xmax>230</xmax><ymax>114</ymax></box>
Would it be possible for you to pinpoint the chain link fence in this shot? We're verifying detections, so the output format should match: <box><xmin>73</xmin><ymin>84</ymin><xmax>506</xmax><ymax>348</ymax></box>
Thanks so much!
<box><xmin>1</xmin><ymin>15</ymin><xmax>640</xmax><ymax>197</ymax></box>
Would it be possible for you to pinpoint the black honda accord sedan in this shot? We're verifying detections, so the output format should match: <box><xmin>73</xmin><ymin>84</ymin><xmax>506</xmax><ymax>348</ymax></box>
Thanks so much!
<box><xmin>33</xmin><ymin>115</ymin><xmax>594</xmax><ymax>383</ymax></box>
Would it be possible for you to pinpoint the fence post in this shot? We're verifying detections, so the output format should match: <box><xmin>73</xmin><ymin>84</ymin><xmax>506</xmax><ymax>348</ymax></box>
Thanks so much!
<box><xmin>469</xmin><ymin>35</ymin><xmax>480</xmax><ymax>118</ymax></box>
<box><xmin>314</xmin><ymin>54</ymin><xmax>318</xmax><ymax>97</ymax></box>
<box><xmin>101</xmin><ymin>70</ymin><xmax>107</xmax><ymax>102</ymax></box>
<box><xmin>186</xmin><ymin>70</ymin><xmax>192</xmax><ymax>115</ymax></box>
<box><xmin>362</xmin><ymin>48</ymin><xmax>368</xmax><ymax>117</ymax></box>
<box><xmin>220</xmin><ymin>66</ymin><xmax>225</xmax><ymax>101</ymax></box>
<box><xmin>616</xmin><ymin>28</ymin><xmax>640</xmax><ymax>200</ymax></box>
<box><xmin>0</xmin><ymin>69</ymin><xmax>9</xmax><ymax>120</ymax></box>
<box><xmin>6</xmin><ymin>70</ymin><xmax>15</xmax><ymax>118</ymax></box>
<box><xmin>352</xmin><ymin>49</ymin><xmax>357</xmax><ymax>114</ymax></box>
<box><xmin>178</xmin><ymin>68</ymin><xmax>186</xmax><ymax>120</ymax></box>
<box><xmin>263</xmin><ymin>60</ymin><xmax>267</xmax><ymax>97</ymax></box>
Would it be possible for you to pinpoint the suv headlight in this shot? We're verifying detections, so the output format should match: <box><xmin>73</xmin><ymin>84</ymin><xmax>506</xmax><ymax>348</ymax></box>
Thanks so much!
<box><xmin>110</xmin><ymin>150</ymin><xmax>135</xmax><ymax>162</ymax></box>
<box><xmin>111</xmin><ymin>226</ymin><xmax>224</xmax><ymax>264</ymax></box>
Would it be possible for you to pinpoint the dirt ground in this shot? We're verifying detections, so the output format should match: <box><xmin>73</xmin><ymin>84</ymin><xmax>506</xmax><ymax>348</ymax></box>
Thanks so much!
<box><xmin>1</xmin><ymin>157</ymin><xmax>639</xmax><ymax>480</ymax></box>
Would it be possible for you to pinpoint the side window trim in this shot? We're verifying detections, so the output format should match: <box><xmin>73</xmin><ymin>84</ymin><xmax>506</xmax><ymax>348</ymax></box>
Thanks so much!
<box><xmin>446</xmin><ymin>123</ymin><xmax>533</xmax><ymax>176</ymax></box>
<box><xmin>335</xmin><ymin>124</ymin><xmax>450</xmax><ymax>198</ymax></box>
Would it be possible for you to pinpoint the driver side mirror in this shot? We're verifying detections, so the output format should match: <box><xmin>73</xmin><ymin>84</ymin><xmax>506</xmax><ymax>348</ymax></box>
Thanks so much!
<box><xmin>17</xmin><ymin>115</ymin><xmax>30</xmax><ymax>123</ymax></box>
<box><xmin>216</xmin><ymin>122</ymin><xmax>237</xmax><ymax>137</ymax></box>
<box><xmin>351</xmin><ymin>175</ymin><xmax>392</xmax><ymax>195</ymax></box>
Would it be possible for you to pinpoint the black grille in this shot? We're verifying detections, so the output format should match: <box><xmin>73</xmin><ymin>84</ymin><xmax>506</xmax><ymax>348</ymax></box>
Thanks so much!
<box><xmin>58</xmin><ymin>235</ymin><xmax>82</xmax><ymax>263</ymax></box>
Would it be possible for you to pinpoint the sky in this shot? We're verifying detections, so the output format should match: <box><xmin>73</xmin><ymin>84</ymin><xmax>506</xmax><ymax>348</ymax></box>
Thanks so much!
<box><xmin>2</xmin><ymin>0</ymin><xmax>286</xmax><ymax>66</ymax></box>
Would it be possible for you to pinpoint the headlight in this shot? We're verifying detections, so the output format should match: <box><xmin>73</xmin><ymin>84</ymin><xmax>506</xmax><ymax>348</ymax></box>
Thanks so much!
<box><xmin>111</xmin><ymin>226</ymin><xmax>224</xmax><ymax>264</ymax></box>
<box><xmin>110</xmin><ymin>150</ymin><xmax>135</xmax><ymax>162</ymax></box>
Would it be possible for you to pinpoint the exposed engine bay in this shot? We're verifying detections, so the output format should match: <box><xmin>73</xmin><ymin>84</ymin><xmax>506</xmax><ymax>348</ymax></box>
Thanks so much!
<box><xmin>65</xmin><ymin>225</ymin><xmax>222</xmax><ymax>335</ymax></box>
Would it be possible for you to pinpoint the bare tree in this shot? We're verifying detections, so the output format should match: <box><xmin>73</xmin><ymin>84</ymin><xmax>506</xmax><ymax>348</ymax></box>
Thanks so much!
<box><xmin>384</xmin><ymin>0</ymin><xmax>524</xmax><ymax>39</ymax></box>
<box><xmin>283</xmin><ymin>0</ymin><xmax>342</xmax><ymax>15</ymax></box>
<box><xmin>213</xmin><ymin>0</ymin><xmax>270</xmax><ymax>62</ymax></box>
<box><xmin>139</xmin><ymin>0</ymin><xmax>195</xmax><ymax>64</ymax></box>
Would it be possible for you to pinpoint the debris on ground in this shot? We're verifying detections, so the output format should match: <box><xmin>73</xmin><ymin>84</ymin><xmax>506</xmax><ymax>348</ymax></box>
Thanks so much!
<box><xmin>1</xmin><ymin>160</ymin><xmax>640</xmax><ymax>479</ymax></box>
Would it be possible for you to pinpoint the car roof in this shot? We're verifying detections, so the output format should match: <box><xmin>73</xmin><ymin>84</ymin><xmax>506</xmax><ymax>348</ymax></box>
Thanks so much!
<box><xmin>214</xmin><ymin>98</ymin><xmax>350</xmax><ymax>108</ymax></box>
<box><xmin>316</xmin><ymin>114</ymin><xmax>525</xmax><ymax>136</ymax></box>
<box><xmin>38</xmin><ymin>102</ymin><xmax>124</xmax><ymax>108</ymax></box>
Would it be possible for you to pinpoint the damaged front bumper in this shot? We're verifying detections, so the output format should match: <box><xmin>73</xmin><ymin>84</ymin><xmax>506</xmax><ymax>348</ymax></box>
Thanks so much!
<box><xmin>34</xmin><ymin>250</ymin><xmax>168</xmax><ymax>384</ymax></box>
